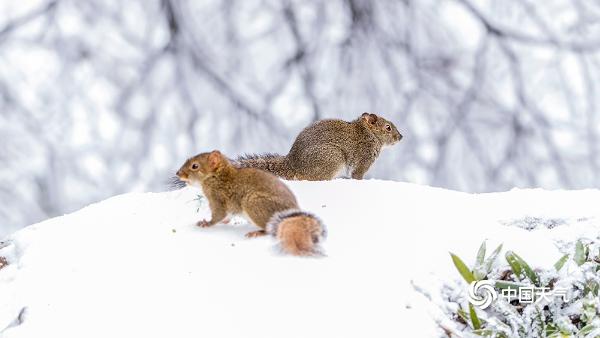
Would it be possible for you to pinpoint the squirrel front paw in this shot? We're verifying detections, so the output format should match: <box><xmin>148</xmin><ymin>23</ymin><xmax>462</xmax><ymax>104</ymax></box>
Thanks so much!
<box><xmin>196</xmin><ymin>220</ymin><xmax>213</xmax><ymax>228</ymax></box>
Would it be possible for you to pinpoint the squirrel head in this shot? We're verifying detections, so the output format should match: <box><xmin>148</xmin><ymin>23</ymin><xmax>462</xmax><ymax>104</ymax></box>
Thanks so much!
<box><xmin>176</xmin><ymin>150</ymin><xmax>230</xmax><ymax>186</ymax></box>
<box><xmin>360</xmin><ymin>112</ymin><xmax>403</xmax><ymax>145</ymax></box>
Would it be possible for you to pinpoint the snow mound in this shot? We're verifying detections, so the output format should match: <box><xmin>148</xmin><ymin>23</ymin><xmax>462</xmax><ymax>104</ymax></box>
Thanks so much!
<box><xmin>1</xmin><ymin>180</ymin><xmax>599</xmax><ymax>338</ymax></box>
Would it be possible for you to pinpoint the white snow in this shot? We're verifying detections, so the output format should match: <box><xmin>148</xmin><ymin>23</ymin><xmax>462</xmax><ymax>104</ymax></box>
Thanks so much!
<box><xmin>1</xmin><ymin>180</ymin><xmax>599</xmax><ymax>338</ymax></box>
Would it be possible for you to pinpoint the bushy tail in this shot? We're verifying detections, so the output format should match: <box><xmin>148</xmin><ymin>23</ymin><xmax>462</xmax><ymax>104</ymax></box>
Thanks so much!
<box><xmin>266</xmin><ymin>210</ymin><xmax>327</xmax><ymax>256</ymax></box>
<box><xmin>236</xmin><ymin>153</ymin><xmax>294</xmax><ymax>179</ymax></box>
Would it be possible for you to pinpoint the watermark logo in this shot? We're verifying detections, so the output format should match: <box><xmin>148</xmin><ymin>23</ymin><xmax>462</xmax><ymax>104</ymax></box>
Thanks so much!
<box><xmin>468</xmin><ymin>280</ymin><xmax>497</xmax><ymax>309</ymax></box>
<box><xmin>468</xmin><ymin>281</ymin><xmax>568</xmax><ymax>309</ymax></box>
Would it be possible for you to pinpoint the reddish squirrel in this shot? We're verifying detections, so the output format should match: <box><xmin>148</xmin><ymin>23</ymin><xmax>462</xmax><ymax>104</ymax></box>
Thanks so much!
<box><xmin>176</xmin><ymin>150</ymin><xmax>326</xmax><ymax>256</ymax></box>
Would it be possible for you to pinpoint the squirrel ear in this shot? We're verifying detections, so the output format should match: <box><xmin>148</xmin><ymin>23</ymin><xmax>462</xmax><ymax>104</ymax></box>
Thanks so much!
<box><xmin>208</xmin><ymin>150</ymin><xmax>222</xmax><ymax>169</ymax></box>
<box><xmin>362</xmin><ymin>112</ymin><xmax>377</xmax><ymax>124</ymax></box>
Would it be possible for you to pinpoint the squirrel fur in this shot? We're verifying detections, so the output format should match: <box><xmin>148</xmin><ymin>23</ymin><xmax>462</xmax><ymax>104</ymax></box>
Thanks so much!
<box><xmin>176</xmin><ymin>150</ymin><xmax>327</xmax><ymax>256</ymax></box>
<box><xmin>237</xmin><ymin>112</ymin><xmax>402</xmax><ymax>180</ymax></box>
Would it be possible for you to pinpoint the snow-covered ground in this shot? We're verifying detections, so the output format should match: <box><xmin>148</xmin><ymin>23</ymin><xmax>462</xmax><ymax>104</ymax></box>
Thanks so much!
<box><xmin>1</xmin><ymin>180</ymin><xmax>599</xmax><ymax>338</ymax></box>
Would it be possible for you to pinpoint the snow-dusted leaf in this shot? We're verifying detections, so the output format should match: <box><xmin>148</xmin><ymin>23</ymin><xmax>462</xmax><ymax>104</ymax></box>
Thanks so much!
<box><xmin>457</xmin><ymin>308</ymin><xmax>469</xmax><ymax>324</ymax></box>
<box><xmin>450</xmin><ymin>253</ymin><xmax>475</xmax><ymax>283</ymax></box>
<box><xmin>545</xmin><ymin>323</ymin><xmax>558</xmax><ymax>336</ymax></box>
<box><xmin>575</xmin><ymin>240</ymin><xmax>587</xmax><ymax>266</ymax></box>
<box><xmin>512</xmin><ymin>252</ymin><xmax>539</xmax><ymax>286</ymax></box>
<box><xmin>473</xmin><ymin>241</ymin><xmax>489</xmax><ymax>280</ymax></box>
<box><xmin>578</xmin><ymin>323</ymin><xmax>596</xmax><ymax>336</ymax></box>
<box><xmin>505</xmin><ymin>251</ymin><xmax>523</xmax><ymax>281</ymax></box>
<box><xmin>469</xmin><ymin>303</ymin><xmax>481</xmax><ymax>330</ymax></box>
<box><xmin>476</xmin><ymin>241</ymin><xmax>486</xmax><ymax>267</ymax></box>
<box><xmin>554</xmin><ymin>254</ymin><xmax>569</xmax><ymax>272</ymax></box>
<box><xmin>494</xmin><ymin>280</ymin><xmax>526</xmax><ymax>290</ymax></box>
<box><xmin>473</xmin><ymin>268</ymin><xmax>487</xmax><ymax>281</ymax></box>
<box><xmin>471</xmin><ymin>328</ymin><xmax>495</xmax><ymax>336</ymax></box>
<box><xmin>483</xmin><ymin>244</ymin><xmax>503</xmax><ymax>275</ymax></box>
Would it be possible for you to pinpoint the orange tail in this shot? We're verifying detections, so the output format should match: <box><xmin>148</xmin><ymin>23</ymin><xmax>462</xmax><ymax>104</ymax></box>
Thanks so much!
<box><xmin>266</xmin><ymin>210</ymin><xmax>327</xmax><ymax>256</ymax></box>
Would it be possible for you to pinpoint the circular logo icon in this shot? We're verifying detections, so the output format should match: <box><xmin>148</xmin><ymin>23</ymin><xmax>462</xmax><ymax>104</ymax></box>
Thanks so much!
<box><xmin>468</xmin><ymin>280</ymin><xmax>497</xmax><ymax>309</ymax></box>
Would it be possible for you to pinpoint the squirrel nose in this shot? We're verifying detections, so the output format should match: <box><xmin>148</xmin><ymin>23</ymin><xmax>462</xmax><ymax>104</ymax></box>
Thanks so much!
<box><xmin>176</xmin><ymin>170</ymin><xmax>182</xmax><ymax>177</ymax></box>
<box><xmin>397</xmin><ymin>133</ymin><xmax>403</xmax><ymax>141</ymax></box>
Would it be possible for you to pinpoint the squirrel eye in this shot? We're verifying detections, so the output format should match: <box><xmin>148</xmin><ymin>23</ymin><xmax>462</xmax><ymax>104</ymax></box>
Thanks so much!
<box><xmin>191</xmin><ymin>163</ymin><xmax>199</xmax><ymax>170</ymax></box>
<box><xmin>385</xmin><ymin>125</ymin><xmax>391</xmax><ymax>131</ymax></box>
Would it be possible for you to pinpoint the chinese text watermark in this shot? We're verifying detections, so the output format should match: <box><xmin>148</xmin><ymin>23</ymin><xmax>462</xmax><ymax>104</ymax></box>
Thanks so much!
<box><xmin>468</xmin><ymin>280</ymin><xmax>569</xmax><ymax>309</ymax></box>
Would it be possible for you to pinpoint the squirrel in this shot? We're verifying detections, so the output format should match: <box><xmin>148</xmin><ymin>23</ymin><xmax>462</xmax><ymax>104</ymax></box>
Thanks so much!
<box><xmin>176</xmin><ymin>150</ymin><xmax>327</xmax><ymax>256</ymax></box>
<box><xmin>237</xmin><ymin>112</ymin><xmax>402</xmax><ymax>180</ymax></box>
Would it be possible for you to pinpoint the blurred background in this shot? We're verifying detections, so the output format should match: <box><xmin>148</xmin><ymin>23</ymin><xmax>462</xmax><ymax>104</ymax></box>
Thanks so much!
<box><xmin>1</xmin><ymin>0</ymin><xmax>599</xmax><ymax>237</ymax></box>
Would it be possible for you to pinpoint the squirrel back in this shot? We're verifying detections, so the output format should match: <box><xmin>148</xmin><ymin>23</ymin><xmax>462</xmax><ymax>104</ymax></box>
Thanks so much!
<box><xmin>267</xmin><ymin>209</ymin><xmax>327</xmax><ymax>256</ymax></box>
<box><xmin>238</xmin><ymin>112</ymin><xmax>402</xmax><ymax>180</ymax></box>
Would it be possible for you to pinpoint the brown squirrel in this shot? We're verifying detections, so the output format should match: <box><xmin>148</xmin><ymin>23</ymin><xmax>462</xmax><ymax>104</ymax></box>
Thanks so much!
<box><xmin>237</xmin><ymin>112</ymin><xmax>402</xmax><ymax>180</ymax></box>
<box><xmin>176</xmin><ymin>150</ymin><xmax>327</xmax><ymax>256</ymax></box>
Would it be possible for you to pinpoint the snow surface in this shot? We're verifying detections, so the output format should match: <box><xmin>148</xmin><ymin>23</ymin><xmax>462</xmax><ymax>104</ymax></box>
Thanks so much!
<box><xmin>1</xmin><ymin>180</ymin><xmax>599</xmax><ymax>338</ymax></box>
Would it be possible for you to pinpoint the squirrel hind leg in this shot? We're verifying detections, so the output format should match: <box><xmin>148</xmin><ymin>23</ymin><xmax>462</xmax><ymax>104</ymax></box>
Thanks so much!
<box><xmin>292</xmin><ymin>145</ymin><xmax>345</xmax><ymax>180</ymax></box>
<box><xmin>245</xmin><ymin>230</ymin><xmax>267</xmax><ymax>238</ymax></box>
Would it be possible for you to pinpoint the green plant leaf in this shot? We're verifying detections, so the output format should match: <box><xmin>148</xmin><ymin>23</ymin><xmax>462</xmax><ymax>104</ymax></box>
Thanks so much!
<box><xmin>533</xmin><ymin>307</ymin><xmax>545</xmax><ymax>336</ymax></box>
<box><xmin>513</xmin><ymin>252</ymin><xmax>540</xmax><ymax>286</ymax></box>
<box><xmin>574</xmin><ymin>240</ymin><xmax>587</xmax><ymax>266</ymax></box>
<box><xmin>484</xmin><ymin>244</ymin><xmax>503</xmax><ymax>273</ymax></box>
<box><xmin>469</xmin><ymin>303</ymin><xmax>482</xmax><ymax>330</ymax></box>
<box><xmin>450</xmin><ymin>252</ymin><xmax>475</xmax><ymax>283</ymax></box>
<box><xmin>582</xmin><ymin>280</ymin><xmax>600</xmax><ymax>298</ymax></box>
<box><xmin>505</xmin><ymin>251</ymin><xmax>523</xmax><ymax>280</ymax></box>
<box><xmin>589</xmin><ymin>281</ymin><xmax>599</xmax><ymax>297</ymax></box>
<box><xmin>457</xmin><ymin>307</ymin><xmax>469</xmax><ymax>324</ymax></box>
<box><xmin>472</xmin><ymin>329</ymin><xmax>495</xmax><ymax>336</ymax></box>
<box><xmin>585</xmin><ymin>245</ymin><xmax>590</xmax><ymax>261</ymax></box>
<box><xmin>554</xmin><ymin>254</ymin><xmax>569</xmax><ymax>271</ymax></box>
<box><xmin>579</xmin><ymin>323</ymin><xmax>596</xmax><ymax>335</ymax></box>
<box><xmin>473</xmin><ymin>241</ymin><xmax>489</xmax><ymax>280</ymax></box>
<box><xmin>495</xmin><ymin>280</ymin><xmax>527</xmax><ymax>291</ymax></box>
<box><xmin>545</xmin><ymin>323</ymin><xmax>558</xmax><ymax>336</ymax></box>
<box><xmin>546</xmin><ymin>333</ymin><xmax>569</xmax><ymax>338</ymax></box>
<box><xmin>473</xmin><ymin>267</ymin><xmax>487</xmax><ymax>281</ymax></box>
<box><xmin>476</xmin><ymin>241</ymin><xmax>486</xmax><ymax>267</ymax></box>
